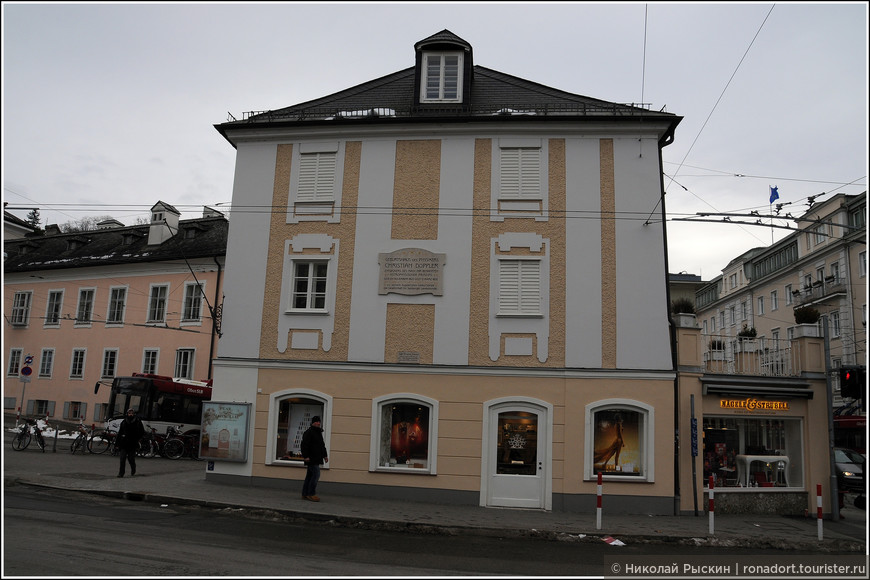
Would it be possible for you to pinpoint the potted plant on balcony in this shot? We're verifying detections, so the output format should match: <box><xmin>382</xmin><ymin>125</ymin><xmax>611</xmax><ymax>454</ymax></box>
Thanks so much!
<box><xmin>709</xmin><ymin>338</ymin><xmax>726</xmax><ymax>360</ymax></box>
<box><xmin>793</xmin><ymin>306</ymin><xmax>820</xmax><ymax>337</ymax></box>
<box><xmin>737</xmin><ymin>324</ymin><xmax>758</xmax><ymax>352</ymax></box>
<box><xmin>671</xmin><ymin>297</ymin><xmax>697</xmax><ymax>328</ymax></box>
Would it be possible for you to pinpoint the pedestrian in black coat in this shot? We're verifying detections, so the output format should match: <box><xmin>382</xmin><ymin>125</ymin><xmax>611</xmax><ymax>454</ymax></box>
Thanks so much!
<box><xmin>300</xmin><ymin>416</ymin><xmax>328</xmax><ymax>501</ymax></box>
<box><xmin>117</xmin><ymin>408</ymin><xmax>145</xmax><ymax>477</ymax></box>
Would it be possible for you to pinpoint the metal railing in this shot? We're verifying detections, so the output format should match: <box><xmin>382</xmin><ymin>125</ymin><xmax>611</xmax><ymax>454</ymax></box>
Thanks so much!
<box><xmin>702</xmin><ymin>336</ymin><xmax>798</xmax><ymax>377</ymax></box>
<box><xmin>231</xmin><ymin>102</ymin><xmax>657</xmax><ymax>124</ymax></box>
<box><xmin>792</xmin><ymin>276</ymin><xmax>847</xmax><ymax>306</ymax></box>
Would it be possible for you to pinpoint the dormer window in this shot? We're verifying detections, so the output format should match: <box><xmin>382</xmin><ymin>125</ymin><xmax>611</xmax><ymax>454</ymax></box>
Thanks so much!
<box><xmin>152</xmin><ymin>211</ymin><xmax>164</xmax><ymax>223</ymax></box>
<box><xmin>421</xmin><ymin>52</ymin><xmax>463</xmax><ymax>103</ymax></box>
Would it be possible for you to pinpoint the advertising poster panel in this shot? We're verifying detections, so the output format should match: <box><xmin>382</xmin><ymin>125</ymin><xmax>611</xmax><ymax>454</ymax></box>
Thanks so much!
<box><xmin>200</xmin><ymin>402</ymin><xmax>250</xmax><ymax>462</ymax></box>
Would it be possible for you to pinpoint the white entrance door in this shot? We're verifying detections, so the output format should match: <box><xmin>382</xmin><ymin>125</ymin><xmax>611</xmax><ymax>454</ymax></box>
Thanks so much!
<box><xmin>485</xmin><ymin>403</ymin><xmax>547</xmax><ymax>509</ymax></box>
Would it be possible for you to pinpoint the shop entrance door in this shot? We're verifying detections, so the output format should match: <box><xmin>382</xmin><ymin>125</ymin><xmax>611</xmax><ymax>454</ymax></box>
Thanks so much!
<box><xmin>485</xmin><ymin>403</ymin><xmax>547</xmax><ymax>509</ymax></box>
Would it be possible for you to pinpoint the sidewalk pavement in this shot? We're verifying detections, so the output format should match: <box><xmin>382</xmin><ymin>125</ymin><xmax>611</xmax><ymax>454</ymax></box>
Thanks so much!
<box><xmin>3</xmin><ymin>424</ymin><xmax>866</xmax><ymax>554</ymax></box>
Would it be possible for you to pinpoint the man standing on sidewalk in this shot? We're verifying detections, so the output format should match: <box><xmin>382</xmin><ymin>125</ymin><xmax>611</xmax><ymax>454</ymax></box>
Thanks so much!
<box><xmin>301</xmin><ymin>416</ymin><xmax>328</xmax><ymax>501</ymax></box>
<box><xmin>117</xmin><ymin>408</ymin><xmax>145</xmax><ymax>477</ymax></box>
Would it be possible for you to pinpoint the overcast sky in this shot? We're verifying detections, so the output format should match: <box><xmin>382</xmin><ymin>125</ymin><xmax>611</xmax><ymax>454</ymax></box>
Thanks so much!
<box><xmin>2</xmin><ymin>2</ymin><xmax>867</xmax><ymax>278</ymax></box>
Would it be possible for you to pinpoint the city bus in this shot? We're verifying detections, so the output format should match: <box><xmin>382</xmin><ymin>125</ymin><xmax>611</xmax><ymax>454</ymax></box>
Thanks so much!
<box><xmin>96</xmin><ymin>373</ymin><xmax>213</xmax><ymax>435</ymax></box>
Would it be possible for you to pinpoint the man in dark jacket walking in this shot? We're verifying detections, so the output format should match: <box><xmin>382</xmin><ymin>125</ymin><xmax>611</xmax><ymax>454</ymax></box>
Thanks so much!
<box><xmin>117</xmin><ymin>408</ymin><xmax>145</xmax><ymax>477</ymax></box>
<box><xmin>300</xmin><ymin>416</ymin><xmax>328</xmax><ymax>501</ymax></box>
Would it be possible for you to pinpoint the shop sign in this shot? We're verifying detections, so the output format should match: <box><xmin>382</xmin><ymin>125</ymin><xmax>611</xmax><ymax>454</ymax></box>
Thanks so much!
<box><xmin>719</xmin><ymin>398</ymin><xmax>789</xmax><ymax>412</ymax></box>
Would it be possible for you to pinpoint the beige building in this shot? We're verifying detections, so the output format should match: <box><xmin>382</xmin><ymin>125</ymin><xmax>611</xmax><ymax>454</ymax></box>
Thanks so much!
<box><xmin>209</xmin><ymin>30</ymin><xmax>684</xmax><ymax>514</ymax></box>
<box><xmin>3</xmin><ymin>202</ymin><xmax>227</xmax><ymax>421</ymax></box>
<box><xmin>695</xmin><ymin>193</ymin><xmax>866</xmax><ymax>408</ymax></box>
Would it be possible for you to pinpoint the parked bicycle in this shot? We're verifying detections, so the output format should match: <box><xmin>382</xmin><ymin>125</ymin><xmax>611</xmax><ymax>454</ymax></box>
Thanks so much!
<box><xmin>70</xmin><ymin>418</ymin><xmax>95</xmax><ymax>454</ymax></box>
<box><xmin>137</xmin><ymin>425</ymin><xmax>166</xmax><ymax>458</ymax></box>
<box><xmin>88</xmin><ymin>426</ymin><xmax>118</xmax><ymax>455</ymax></box>
<box><xmin>163</xmin><ymin>425</ymin><xmax>203</xmax><ymax>460</ymax></box>
<box><xmin>11</xmin><ymin>417</ymin><xmax>47</xmax><ymax>452</ymax></box>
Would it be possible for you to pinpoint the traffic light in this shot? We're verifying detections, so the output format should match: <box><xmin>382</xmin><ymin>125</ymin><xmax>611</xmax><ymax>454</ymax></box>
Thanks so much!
<box><xmin>839</xmin><ymin>365</ymin><xmax>866</xmax><ymax>400</ymax></box>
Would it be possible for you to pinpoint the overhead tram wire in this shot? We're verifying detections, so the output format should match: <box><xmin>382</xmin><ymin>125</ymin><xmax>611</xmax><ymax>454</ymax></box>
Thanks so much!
<box><xmin>652</xmin><ymin>4</ymin><xmax>776</xmax><ymax>229</ymax></box>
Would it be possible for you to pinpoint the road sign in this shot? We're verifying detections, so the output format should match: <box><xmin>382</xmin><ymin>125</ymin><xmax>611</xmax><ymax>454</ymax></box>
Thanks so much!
<box><xmin>24</xmin><ymin>355</ymin><xmax>34</xmax><ymax>365</ymax></box>
<box><xmin>19</xmin><ymin>377</ymin><xmax>31</xmax><ymax>383</ymax></box>
<box><xmin>20</xmin><ymin>366</ymin><xmax>32</xmax><ymax>376</ymax></box>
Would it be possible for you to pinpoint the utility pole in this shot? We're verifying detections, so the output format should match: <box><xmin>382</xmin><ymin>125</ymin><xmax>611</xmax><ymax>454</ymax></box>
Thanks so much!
<box><xmin>822</xmin><ymin>314</ymin><xmax>840</xmax><ymax>520</ymax></box>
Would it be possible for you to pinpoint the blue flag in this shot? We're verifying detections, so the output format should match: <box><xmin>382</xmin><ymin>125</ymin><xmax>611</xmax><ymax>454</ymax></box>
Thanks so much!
<box><xmin>769</xmin><ymin>185</ymin><xmax>779</xmax><ymax>204</ymax></box>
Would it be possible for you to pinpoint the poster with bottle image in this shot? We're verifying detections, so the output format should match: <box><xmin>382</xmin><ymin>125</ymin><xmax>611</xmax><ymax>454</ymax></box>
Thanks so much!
<box><xmin>200</xmin><ymin>401</ymin><xmax>251</xmax><ymax>462</ymax></box>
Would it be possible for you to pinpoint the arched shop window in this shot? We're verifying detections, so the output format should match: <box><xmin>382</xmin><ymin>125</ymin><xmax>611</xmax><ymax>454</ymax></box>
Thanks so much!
<box><xmin>370</xmin><ymin>394</ymin><xmax>439</xmax><ymax>474</ymax></box>
<box><xmin>267</xmin><ymin>390</ymin><xmax>331</xmax><ymax>466</ymax></box>
<box><xmin>585</xmin><ymin>400</ymin><xmax>655</xmax><ymax>482</ymax></box>
<box><xmin>702</xmin><ymin>416</ymin><xmax>803</xmax><ymax>489</ymax></box>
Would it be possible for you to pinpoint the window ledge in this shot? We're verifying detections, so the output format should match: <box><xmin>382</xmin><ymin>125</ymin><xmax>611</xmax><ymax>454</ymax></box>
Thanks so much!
<box><xmin>284</xmin><ymin>309</ymin><xmax>330</xmax><ymax>316</ymax></box>
<box><xmin>373</xmin><ymin>466</ymin><xmax>433</xmax><ymax>475</ymax></box>
<box><xmin>496</xmin><ymin>313</ymin><xmax>543</xmax><ymax>319</ymax></box>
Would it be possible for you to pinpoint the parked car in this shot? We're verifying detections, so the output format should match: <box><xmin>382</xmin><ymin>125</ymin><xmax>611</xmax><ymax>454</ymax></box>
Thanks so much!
<box><xmin>834</xmin><ymin>447</ymin><xmax>866</xmax><ymax>495</ymax></box>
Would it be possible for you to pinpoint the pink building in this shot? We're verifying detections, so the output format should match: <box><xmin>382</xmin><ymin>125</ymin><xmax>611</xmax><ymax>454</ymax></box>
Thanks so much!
<box><xmin>3</xmin><ymin>201</ymin><xmax>227</xmax><ymax>423</ymax></box>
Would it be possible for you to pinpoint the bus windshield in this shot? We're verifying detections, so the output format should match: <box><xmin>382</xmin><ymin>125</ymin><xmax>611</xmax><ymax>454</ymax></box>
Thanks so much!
<box><xmin>104</xmin><ymin>374</ymin><xmax>212</xmax><ymax>433</ymax></box>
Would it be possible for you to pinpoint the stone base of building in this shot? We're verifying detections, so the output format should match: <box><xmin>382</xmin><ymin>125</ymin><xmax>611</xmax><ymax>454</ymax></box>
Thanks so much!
<box><xmin>703</xmin><ymin>489</ymin><xmax>807</xmax><ymax>515</ymax></box>
<box><xmin>206</xmin><ymin>472</ymin><xmax>676</xmax><ymax>515</ymax></box>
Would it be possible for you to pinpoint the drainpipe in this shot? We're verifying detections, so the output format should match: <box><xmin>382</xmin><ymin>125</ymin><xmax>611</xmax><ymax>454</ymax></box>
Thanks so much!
<box><xmin>657</xmin><ymin>140</ymin><xmax>681</xmax><ymax>516</ymax></box>
<box><xmin>208</xmin><ymin>256</ymin><xmax>223</xmax><ymax>380</ymax></box>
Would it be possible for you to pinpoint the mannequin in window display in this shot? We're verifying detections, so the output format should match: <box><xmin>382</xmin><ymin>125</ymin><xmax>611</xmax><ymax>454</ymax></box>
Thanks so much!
<box><xmin>594</xmin><ymin>413</ymin><xmax>625</xmax><ymax>471</ymax></box>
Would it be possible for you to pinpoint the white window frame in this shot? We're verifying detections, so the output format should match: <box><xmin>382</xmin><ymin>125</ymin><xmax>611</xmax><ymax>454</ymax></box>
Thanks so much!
<box><xmin>265</xmin><ymin>389</ymin><xmax>333</xmax><ymax>467</ymax></box>
<box><xmin>181</xmin><ymin>282</ymin><xmax>204</xmax><ymax>323</ymax></box>
<box><xmin>420</xmin><ymin>52</ymin><xmax>463</xmax><ymax>103</ymax></box>
<box><xmin>860</xmin><ymin>251</ymin><xmax>866</xmax><ymax>278</ymax></box>
<box><xmin>106</xmin><ymin>286</ymin><xmax>127</xmax><ymax>325</ymax></box>
<box><xmin>491</xmin><ymin>139</ymin><xmax>548</xmax><ymax>221</ymax></box>
<box><xmin>142</xmin><ymin>349</ymin><xmax>159</xmax><ymax>375</ymax></box>
<box><xmin>75</xmin><ymin>288</ymin><xmax>95</xmax><ymax>326</ymax></box>
<box><xmin>297</xmin><ymin>152</ymin><xmax>337</xmax><ymax>203</ymax></box>
<box><xmin>174</xmin><ymin>348</ymin><xmax>195</xmax><ymax>379</ymax></box>
<box><xmin>370</xmin><ymin>394</ymin><xmax>439</xmax><ymax>474</ymax></box>
<box><xmin>584</xmin><ymin>399</ymin><xmax>655</xmax><ymax>482</ymax></box>
<box><xmin>757</xmin><ymin>296</ymin><xmax>765</xmax><ymax>315</ymax></box>
<box><xmin>11</xmin><ymin>291</ymin><xmax>32</xmax><ymax>326</ymax></box>
<box><xmin>830</xmin><ymin>311</ymin><xmax>841</xmax><ymax>338</ymax></box>
<box><xmin>785</xmin><ymin>284</ymin><xmax>793</xmax><ymax>305</ymax></box>
<box><xmin>70</xmin><ymin>348</ymin><xmax>86</xmax><ymax>379</ymax></box>
<box><xmin>38</xmin><ymin>348</ymin><xmax>54</xmax><ymax>378</ymax></box>
<box><xmin>7</xmin><ymin>349</ymin><xmax>23</xmax><ymax>376</ymax></box>
<box><xmin>498</xmin><ymin>258</ymin><xmax>541</xmax><ymax>316</ymax></box>
<box><xmin>45</xmin><ymin>290</ymin><xmax>64</xmax><ymax>327</ymax></box>
<box><xmin>101</xmin><ymin>349</ymin><xmax>118</xmax><ymax>379</ymax></box>
<box><xmin>288</xmin><ymin>260</ymin><xmax>329</xmax><ymax>313</ymax></box>
<box><xmin>147</xmin><ymin>284</ymin><xmax>169</xmax><ymax>324</ymax></box>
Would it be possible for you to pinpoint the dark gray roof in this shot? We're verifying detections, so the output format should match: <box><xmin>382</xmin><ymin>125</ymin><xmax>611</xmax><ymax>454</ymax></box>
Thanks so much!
<box><xmin>3</xmin><ymin>216</ymin><xmax>228</xmax><ymax>274</ymax></box>
<box><xmin>215</xmin><ymin>30</ymin><xmax>680</xmax><ymax>143</ymax></box>
<box><xmin>4</xmin><ymin>211</ymin><xmax>35</xmax><ymax>231</ymax></box>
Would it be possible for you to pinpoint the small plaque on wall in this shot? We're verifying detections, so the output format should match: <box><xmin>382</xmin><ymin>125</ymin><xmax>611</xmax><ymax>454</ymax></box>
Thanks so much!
<box><xmin>397</xmin><ymin>351</ymin><xmax>421</xmax><ymax>364</ymax></box>
<box><xmin>378</xmin><ymin>248</ymin><xmax>446</xmax><ymax>296</ymax></box>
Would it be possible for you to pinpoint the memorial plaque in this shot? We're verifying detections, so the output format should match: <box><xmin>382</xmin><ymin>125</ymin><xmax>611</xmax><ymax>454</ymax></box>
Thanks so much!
<box><xmin>397</xmin><ymin>351</ymin><xmax>421</xmax><ymax>364</ymax></box>
<box><xmin>378</xmin><ymin>248</ymin><xmax>446</xmax><ymax>296</ymax></box>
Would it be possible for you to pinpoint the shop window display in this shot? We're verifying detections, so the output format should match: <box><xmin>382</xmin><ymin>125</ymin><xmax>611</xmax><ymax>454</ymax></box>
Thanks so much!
<box><xmin>592</xmin><ymin>409</ymin><xmax>644</xmax><ymax>477</ymax></box>
<box><xmin>703</xmin><ymin>416</ymin><xmax>802</xmax><ymax>488</ymax></box>
<box><xmin>497</xmin><ymin>411</ymin><xmax>538</xmax><ymax>475</ymax></box>
<box><xmin>275</xmin><ymin>397</ymin><xmax>324</xmax><ymax>462</ymax></box>
<box><xmin>377</xmin><ymin>401</ymin><xmax>431</xmax><ymax>470</ymax></box>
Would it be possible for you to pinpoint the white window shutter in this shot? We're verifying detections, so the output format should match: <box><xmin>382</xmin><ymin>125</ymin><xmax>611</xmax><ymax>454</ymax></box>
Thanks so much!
<box><xmin>500</xmin><ymin>148</ymin><xmax>540</xmax><ymax>199</ymax></box>
<box><xmin>298</xmin><ymin>152</ymin><xmax>336</xmax><ymax>202</ymax></box>
<box><xmin>499</xmin><ymin>260</ymin><xmax>540</xmax><ymax>314</ymax></box>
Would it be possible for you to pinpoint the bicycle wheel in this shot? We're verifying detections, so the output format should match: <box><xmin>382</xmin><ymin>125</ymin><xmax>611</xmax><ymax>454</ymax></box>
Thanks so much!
<box><xmin>11</xmin><ymin>430</ymin><xmax>31</xmax><ymax>451</ymax></box>
<box><xmin>163</xmin><ymin>438</ymin><xmax>184</xmax><ymax>460</ymax></box>
<box><xmin>35</xmin><ymin>433</ymin><xmax>46</xmax><ymax>451</ymax></box>
<box><xmin>88</xmin><ymin>431</ymin><xmax>111</xmax><ymax>454</ymax></box>
<box><xmin>70</xmin><ymin>434</ymin><xmax>84</xmax><ymax>454</ymax></box>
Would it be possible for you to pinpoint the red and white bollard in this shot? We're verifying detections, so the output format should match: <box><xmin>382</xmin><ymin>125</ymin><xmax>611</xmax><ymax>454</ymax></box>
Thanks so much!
<box><xmin>817</xmin><ymin>484</ymin><xmax>824</xmax><ymax>541</ymax></box>
<box><xmin>596</xmin><ymin>471</ymin><xmax>603</xmax><ymax>530</ymax></box>
<box><xmin>708</xmin><ymin>475</ymin><xmax>715</xmax><ymax>535</ymax></box>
